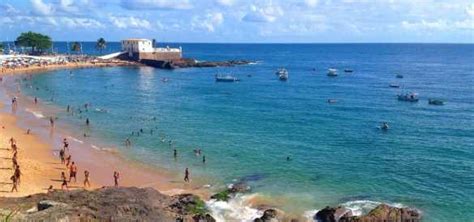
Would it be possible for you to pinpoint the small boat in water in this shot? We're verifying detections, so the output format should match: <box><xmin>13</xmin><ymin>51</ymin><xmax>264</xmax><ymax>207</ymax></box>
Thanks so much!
<box><xmin>215</xmin><ymin>74</ymin><xmax>240</xmax><ymax>82</ymax></box>
<box><xmin>396</xmin><ymin>74</ymin><xmax>404</xmax><ymax>78</ymax></box>
<box><xmin>327</xmin><ymin>68</ymin><xmax>338</xmax><ymax>76</ymax></box>
<box><xmin>389</xmin><ymin>83</ymin><xmax>400</xmax><ymax>88</ymax></box>
<box><xmin>276</xmin><ymin>68</ymin><xmax>288</xmax><ymax>81</ymax></box>
<box><xmin>428</xmin><ymin>99</ymin><xmax>445</xmax><ymax>105</ymax></box>
<box><xmin>344</xmin><ymin>69</ymin><xmax>353</xmax><ymax>73</ymax></box>
<box><xmin>398</xmin><ymin>92</ymin><xmax>419</xmax><ymax>102</ymax></box>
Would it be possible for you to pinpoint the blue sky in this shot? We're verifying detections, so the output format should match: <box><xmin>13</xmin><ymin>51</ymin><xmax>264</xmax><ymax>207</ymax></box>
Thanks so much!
<box><xmin>1</xmin><ymin>0</ymin><xmax>473</xmax><ymax>43</ymax></box>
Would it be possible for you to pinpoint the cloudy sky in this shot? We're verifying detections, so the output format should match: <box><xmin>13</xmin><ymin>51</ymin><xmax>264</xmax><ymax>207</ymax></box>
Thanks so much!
<box><xmin>1</xmin><ymin>0</ymin><xmax>473</xmax><ymax>43</ymax></box>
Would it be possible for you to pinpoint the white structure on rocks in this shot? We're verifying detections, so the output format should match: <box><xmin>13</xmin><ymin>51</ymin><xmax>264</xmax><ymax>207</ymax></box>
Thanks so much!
<box><xmin>121</xmin><ymin>39</ymin><xmax>182</xmax><ymax>61</ymax></box>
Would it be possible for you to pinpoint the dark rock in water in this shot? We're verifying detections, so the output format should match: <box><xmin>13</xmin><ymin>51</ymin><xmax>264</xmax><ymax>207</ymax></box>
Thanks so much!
<box><xmin>140</xmin><ymin>58</ymin><xmax>253</xmax><ymax>69</ymax></box>
<box><xmin>315</xmin><ymin>206</ymin><xmax>336</xmax><ymax>222</ymax></box>
<box><xmin>254</xmin><ymin>209</ymin><xmax>278</xmax><ymax>222</ymax></box>
<box><xmin>229</xmin><ymin>182</ymin><xmax>251</xmax><ymax>193</ymax></box>
<box><xmin>241</xmin><ymin>173</ymin><xmax>266</xmax><ymax>182</ymax></box>
<box><xmin>193</xmin><ymin>213</ymin><xmax>216</xmax><ymax>222</ymax></box>
<box><xmin>210</xmin><ymin>181</ymin><xmax>250</xmax><ymax>202</ymax></box>
<box><xmin>316</xmin><ymin>204</ymin><xmax>421</xmax><ymax>222</ymax></box>
<box><xmin>0</xmin><ymin>187</ymin><xmax>215</xmax><ymax>222</ymax></box>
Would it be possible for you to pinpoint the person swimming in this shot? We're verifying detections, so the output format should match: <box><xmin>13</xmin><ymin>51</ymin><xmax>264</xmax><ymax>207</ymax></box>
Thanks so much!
<box><xmin>381</xmin><ymin>122</ymin><xmax>389</xmax><ymax>130</ymax></box>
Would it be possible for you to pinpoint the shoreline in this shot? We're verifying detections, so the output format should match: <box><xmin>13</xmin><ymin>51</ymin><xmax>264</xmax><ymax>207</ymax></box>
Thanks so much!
<box><xmin>0</xmin><ymin>64</ymin><xmax>215</xmax><ymax>198</ymax></box>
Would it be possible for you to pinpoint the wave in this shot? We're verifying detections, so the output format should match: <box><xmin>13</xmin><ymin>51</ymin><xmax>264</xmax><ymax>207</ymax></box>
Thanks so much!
<box><xmin>207</xmin><ymin>194</ymin><xmax>262</xmax><ymax>222</ymax></box>
<box><xmin>25</xmin><ymin>108</ymin><xmax>45</xmax><ymax>119</ymax></box>
<box><xmin>91</xmin><ymin>144</ymin><xmax>116</xmax><ymax>153</ymax></box>
<box><xmin>67</xmin><ymin>136</ymin><xmax>84</xmax><ymax>144</ymax></box>
<box><xmin>304</xmin><ymin>200</ymin><xmax>406</xmax><ymax>221</ymax></box>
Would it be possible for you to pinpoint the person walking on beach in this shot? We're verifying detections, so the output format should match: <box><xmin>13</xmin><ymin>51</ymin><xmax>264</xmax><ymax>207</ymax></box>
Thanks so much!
<box><xmin>69</xmin><ymin>162</ymin><xmax>77</xmax><ymax>182</ymax></box>
<box><xmin>10</xmin><ymin>175</ymin><xmax>18</xmax><ymax>192</ymax></box>
<box><xmin>63</xmin><ymin>138</ymin><xmax>69</xmax><ymax>151</ymax></box>
<box><xmin>184</xmin><ymin>168</ymin><xmax>190</xmax><ymax>182</ymax></box>
<box><xmin>12</xmin><ymin>152</ymin><xmax>18</xmax><ymax>169</ymax></box>
<box><xmin>113</xmin><ymin>171</ymin><xmax>120</xmax><ymax>187</ymax></box>
<box><xmin>59</xmin><ymin>148</ymin><xmax>65</xmax><ymax>164</ymax></box>
<box><xmin>61</xmin><ymin>172</ymin><xmax>68</xmax><ymax>190</ymax></box>
<box><xmin>84</xmin><ymin>170</ymin><xmax>90</xmax><ymax>188</ymax></box>
<box><xmin>65</xmin><ymin>154</ymin><xmax>72</xmax><ymax>167</ymax></box>
<box><xmin>14</xmin><ymin>166</ymin><xmax>22</xmax><ymax>185</ymax></box>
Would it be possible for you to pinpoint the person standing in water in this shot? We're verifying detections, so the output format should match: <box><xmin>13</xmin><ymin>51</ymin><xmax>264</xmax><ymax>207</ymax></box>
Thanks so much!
<box><xmin>202</xmin><ymin>155</ymin><xmax>206</xmax><ymax>164</ymax></box>
<box><xmin>113</xmin><ymin>171</ymin><xmax>120</xmax><ymax>187</ymax></box>
<box><xmin>34</xmin><ymin>97</ymin><xmax>38</xmax><ymax>104</ymax></box>
<box><xmin>173</xmin><ymin>149</ymin><xmax>177</xmax><ymax>159</ymax></box>
<box><xmin>86</xmin><ymin>118</ymin><xmax>90</xmax><ymax>126</ymax></box>
<box><xmin>69</xmin><ymin>162</ymin><xmax>77</xmax><ymax>182</ymax></box>
<box><xmin>84</xmin><ymin>170</ymin><xmax>90</xmax><ymax>188</ymax></box>
<box><xmin>67</xmin><ymin>105</ymin><xmax>70</xmax><ymax>113</ymax></box>
<box><xmin>59</xmin><ymin>148</ymin><xmax>65</xmax><ymax>164</ymax></box>
<box><xmin>49</xmin><ymin>117</ymin><xmax>55</xmax><ymax>128</ymax></box>
<box><xmin>184</xmin><ymin>168</ymin><xmax>190</xmax><ymax>182</ymax></box>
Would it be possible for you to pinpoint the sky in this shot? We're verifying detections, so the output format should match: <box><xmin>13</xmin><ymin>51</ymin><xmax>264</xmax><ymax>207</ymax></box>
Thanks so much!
<box><xmin>0</xmin><ymin>0</ymin><xmax>473</xmax><ymax>43</ymax></box>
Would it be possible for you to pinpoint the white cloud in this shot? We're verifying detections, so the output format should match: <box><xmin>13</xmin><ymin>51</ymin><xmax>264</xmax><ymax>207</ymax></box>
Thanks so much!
<box><xmin>402</xmin><ymin>19</ymin><xmax>474</xmax><ymax>31</ymax></box>
<box><xmin>109</xmin><ymin>16</ymin><xmax>152</xmax><ymax>29</ymax></box>
<box><xmin>61</xmin><ymin>17</ymin><xmax>104</xmax><ymax>29</ymax></box>
<box><xmin>30</xmin><ymin>0</ymin><xmax>54</xmax><ymax>16</ymax></box>
<box><xmin>120</xmin><ymin>0</ymin><xmax>192</xmax><ymax>10</ymax></box>
<box><xmin>305</xmin><ymin>0</ymin><xmax>319</xmax><ymax>8</ymax></box>
<box><xmin>466</xmin><ymin>3</ymin><xmax>474</xmax><ymax>17</ymax></box>
<box><xmin>192</xmin><ymin>12</ymin><xmax>224</xmax><ymax>32</ymax></box>
<box><xmin>215</xmin><ymin>0</ymin><xmax>234</xmax><ymax>7</ymax></box>
<box><xmin>242</xmin><ymin>3</ymin><xmax>284</xmax><ymax>23</ymax></box>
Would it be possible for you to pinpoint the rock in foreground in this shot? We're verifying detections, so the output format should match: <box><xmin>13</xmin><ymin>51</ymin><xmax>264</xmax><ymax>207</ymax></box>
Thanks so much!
<box><xmin>0</xmin><ymin>187</ymin><xmax>215</xmax><ymax>222</ymax></box>
<box><xmin>315</xmin><ymin>204</ymin><xmax>421</xmax><ymax>222</ymax></box>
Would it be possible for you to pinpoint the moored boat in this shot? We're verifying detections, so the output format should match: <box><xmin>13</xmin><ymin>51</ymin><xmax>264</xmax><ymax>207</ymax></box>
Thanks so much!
<box><xmin>428</xmin><ymin>99</ymin><xmax>445</xmax><ymax>105</ymax></box>
<box><xmin>215</xmin><ymin>74</ymin><xmax>239</xmax><ymax>82</ymax></box>
<box><xmin>344</xmin><ymin>69</ymin><xmax>353</xmax><ymax>73</ymax></box>
<box><xmin>396</xmin><ymin>74</ymin><xmax>404</xmax><ymax>78</ymax></box>
<box><xmin>276</xmin><ymin>68</ymin><xmax>288</xmax><ymax>81</ymax></box>
<box><xmin>327</xmin><ymin>68</ymin><xmax>338</xmax><ymax>76</ymax></box>
<box><xmin>389</xmin><ymin>83</ymin><xmax>400</xmax><ymax>88</ymax></box>
<box><xmin>397</xmin><ymin>92</ymin><xmax>419</xmax><ymax>102</ymax></box>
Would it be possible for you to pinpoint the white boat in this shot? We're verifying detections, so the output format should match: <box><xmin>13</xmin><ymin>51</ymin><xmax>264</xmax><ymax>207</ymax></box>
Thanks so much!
<box><xmin>327</xmin><ymin>68</ymin><xmax>338</xmax><ymax>76</ymax></box>
<box><xmin>276</xmin><ymin>68</ymin><xmax>288</xmax><ymax>81</ymax></box>
<box><xmin>398</xmin><ymin>92</ymin><xmax>419</xmax><ymax>102</ymax></box>
<box><xmin>215</xmin><ymin>74</ymin><xmax>239</xmax><ymax>82</ymax></box>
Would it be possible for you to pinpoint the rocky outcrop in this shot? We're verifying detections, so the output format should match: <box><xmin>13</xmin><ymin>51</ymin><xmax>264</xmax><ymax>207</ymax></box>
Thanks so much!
<box><xmin>210</xmin><ymin>181</ymin><xmax>251</xmax><ymax>201</ymax></box>
<box><xmin>140</xmin><ymin>58</ymin><xmax>253</xmax><ymax>69</ymax></box>
<box><xmin>254</xmin><ymin>209</ymin><xmax>278</xmax><ymax>222</ymax></box>
<box><xmin>0</xmin><ymin>187</ymin><xmax>216</xmax><ymax>222</ymax></box>
<box><xmin>315</xmin><ymin>204</ymin><xmax>421</xmax><ymax>222</ymax></box>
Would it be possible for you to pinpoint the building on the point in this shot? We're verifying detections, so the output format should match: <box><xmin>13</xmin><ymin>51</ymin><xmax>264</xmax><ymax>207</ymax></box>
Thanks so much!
<box><xmin>121</xmin><ymin>39</ymin><xmax>182</xmax><ymax>61</ymax></box>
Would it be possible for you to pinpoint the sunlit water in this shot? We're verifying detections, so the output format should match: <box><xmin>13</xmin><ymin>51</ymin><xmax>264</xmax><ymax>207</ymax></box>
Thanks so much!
<box><xmin>13</xmin><ymin>43</ymin><xmax>474</xmax><ymax>221</ymax></box>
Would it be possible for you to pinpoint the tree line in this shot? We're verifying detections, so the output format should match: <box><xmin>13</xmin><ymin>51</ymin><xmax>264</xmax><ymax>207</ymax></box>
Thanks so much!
<box><xmin>1</xmin><ymin>31</ymin><xmax>108</xmax><ymax>55</ymax></box>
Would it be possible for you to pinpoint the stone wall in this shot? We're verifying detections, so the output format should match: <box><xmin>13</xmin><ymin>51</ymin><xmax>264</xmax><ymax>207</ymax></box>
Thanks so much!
<box><xmin>138</xmin><ymin>52</ymin><xmax>182</xmax><ymax>61</ymax></box>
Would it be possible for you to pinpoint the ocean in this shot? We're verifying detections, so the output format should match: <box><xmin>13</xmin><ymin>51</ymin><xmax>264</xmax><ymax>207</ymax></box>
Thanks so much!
<box><xmin>14</xmin><ymin>43</ymin><xmax>474</xmax><ymax>221</ymax></box>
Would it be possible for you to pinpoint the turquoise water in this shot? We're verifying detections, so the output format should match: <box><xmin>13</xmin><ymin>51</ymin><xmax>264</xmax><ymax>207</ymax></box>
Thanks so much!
<box><xmin>19</xmin><ymin>44</ymin><xmax>474</xmax><ymax>221</ymax></box>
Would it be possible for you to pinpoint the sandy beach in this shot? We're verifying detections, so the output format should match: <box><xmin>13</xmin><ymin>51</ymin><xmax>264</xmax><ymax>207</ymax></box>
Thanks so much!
<box><xmin>0</xmin><ymin>63</ymin><xmax>210</xmax><ymax>200</ymax></box>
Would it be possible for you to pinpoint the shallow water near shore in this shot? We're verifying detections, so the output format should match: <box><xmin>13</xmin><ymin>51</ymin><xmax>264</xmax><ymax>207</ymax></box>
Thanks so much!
<box><xmin>6</xmin><ymin>44</ymin><xmax>474</xmax><ymax>221</ymax></box>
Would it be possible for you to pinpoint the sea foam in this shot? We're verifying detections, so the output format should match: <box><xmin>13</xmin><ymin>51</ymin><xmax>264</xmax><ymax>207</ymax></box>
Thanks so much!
<box><xmin>25</xmin><ymin>108</ymin><xmax>45</xmax><ymax>119</ymax></box>
<box><xmin>207</xmin><ymin>194</ymin><xmax>262</xmax><ymax>222</ymax></box>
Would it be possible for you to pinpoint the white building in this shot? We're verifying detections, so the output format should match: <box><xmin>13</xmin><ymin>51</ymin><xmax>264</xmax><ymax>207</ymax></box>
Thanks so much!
<box><xmin>122</xmin><ymin>39</ymin><xmax>154</xmax><ymax>56</ymax></box>
<box><xmin>121</xmin><ymin>38</ymin><xmax>182</xmax><ymax>60</ymax></box>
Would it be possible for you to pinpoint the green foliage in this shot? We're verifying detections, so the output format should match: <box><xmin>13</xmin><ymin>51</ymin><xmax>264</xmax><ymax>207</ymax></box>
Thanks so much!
<box><xmin>15</xmin><ymin>31</ymin><xmax>52</xmax><ymax>53</ymax></box>
<box><xmin>96</xmin><ymin>38</ymin><xmax>106</xmax><ymax>53</ymax></box>
<box><xmin>71</xmin><ymin>42</ymin><xmax>81</xmax><ymax>53</ymax></box>
<box><xmin>211</xmin><ymin>190</ymin><xmax>231</xmax><ymax>201</ymax></box>
<box><xmin>0</xmin><ymin>208</ymin><xmax>19</xmax><ymax>222</ymax></box>
<box><xmin>0</xmin><ymin>43</ymin><xmax>3</xmax><ymax>51</ymax></box>
<box><xmin>186</xmin><ymin>198</ymin><xmax>208</xmax><ymax>216</ymax></box>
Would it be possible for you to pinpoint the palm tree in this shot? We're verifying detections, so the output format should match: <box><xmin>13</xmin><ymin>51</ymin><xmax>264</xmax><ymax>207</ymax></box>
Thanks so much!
<box><xmin>71</xmin><ymin>42</ymin><xmax>81</xmax><ymax>54</ymax></box>
<box><xmin>96</xmin><ymin>38</ymin><xmax>106</xmax><ymax>54</ymax></box>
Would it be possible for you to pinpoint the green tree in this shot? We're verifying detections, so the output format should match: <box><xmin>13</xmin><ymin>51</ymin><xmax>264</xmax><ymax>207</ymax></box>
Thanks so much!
<box><xmin>15</xmin><ymin>31</ymin><xmax>52</xmax><ymax>54</ymax></box>
<box><xmin>95</xmin><ymin>38</ymin><xmax>106</xmax><ymax>54</ymax></box>
<box><xmin>71</xmin><ymin>42</ymin><xmax>81</xmax><ymax>54</ymax></box>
